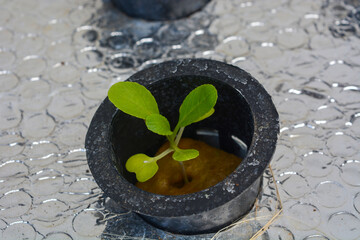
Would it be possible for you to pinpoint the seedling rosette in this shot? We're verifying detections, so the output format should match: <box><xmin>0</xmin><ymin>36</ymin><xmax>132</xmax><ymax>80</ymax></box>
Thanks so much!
<box><xmin>108</xmin><ymin>82</ymin><xmax>217</xmax><ymax>183</ymax></box>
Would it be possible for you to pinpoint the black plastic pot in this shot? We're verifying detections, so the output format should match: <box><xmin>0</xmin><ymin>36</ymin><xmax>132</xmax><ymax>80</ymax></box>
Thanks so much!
<box><xmin>86</xmin><ymin>59</ymin><xmax>279</xmax><ymax>235</ymax></box>
<box><xmin>111</xmin><ymin>0</ymin><xmax>211</xmax><ymax>21</ymax></box>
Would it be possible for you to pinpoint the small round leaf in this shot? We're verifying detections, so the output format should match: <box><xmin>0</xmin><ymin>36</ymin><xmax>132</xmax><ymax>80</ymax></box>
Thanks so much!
<box><xmin>172</xmin><ymin>149</ymin><xmax>199</xmax><ymax>162</ymax></box>
<box><xmin>125</xmin><ymin>153</ymin><xmax>159</xmax><ymax>182</ymax></box>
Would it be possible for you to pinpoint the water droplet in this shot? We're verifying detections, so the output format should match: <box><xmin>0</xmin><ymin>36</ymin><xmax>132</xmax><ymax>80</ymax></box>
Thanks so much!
<box><xmin>19</xmin><ymin>79</ymin><xmax>51</xmax><ymax>111</ymax></box>
<box><xmin>72</xmin><ymin>209</ymin><xmax>105</xmax><ymax>237</ymax></box>
<box><xmin>43</xmin><ymin>20</ymin><xmax>72</xmax><ymax>39</ymax></box>
<box><xmin>303</xmin><ymin>234</ymin><xmax>330</xmax><ymax>240</ymax></box>
<box><xmin>30</xmin><ymin>169</ymin><xmax>64</xmax><ymax>196</ymax></box>
<box><xmin>277</xmin><ymin>172</ymin><xmax>310</xmax><ymax>198</ymax></box>
<box><xmin>16</xmin><ymin>34</ymin><xmax>44</xmax><ymax>57</ymax></box>
<box><xmin>108</xmin><ymin>53</ymin><xmax>138</xmax><ymax>73</ymax></box>
<box><xmin>46</xmin><ymin>42</ymin><xmax>73</xmax><ymax>61</ymax></box>
<box><xmin>0</xmin><ymin>160</ymin><xmax>29</xmax><ymax>187</ymax></box>
<box><xmin>35</xmin><ymin>199</ymin><xmax>68</xmax><ymax>222</ymax></box>
<box><xmin>0</xmin><ymin>134</ymin><xmax>25</xmax><ymax>158</ymax></box>
<box><xmin>216</xmin><ymin>36</ymin><xmax>249</xmax><ymax>57</ymax></box>
<box><xmin>105</xmin><ymin>31</ymin><xmax>132</xmax><ymax>50</ymax></box>
<box><xmin>134</xmin><ymin>38</ymin><xmax>162</xmax><ymax>61</ymax></box>
<box><xmin>63</xmin><ymin>177</ymin><xmax>100</xmax><ymax>203</ymax></box>
<box><xmin>0</xmin><ymin>71</ymin><xmax>19</xmax><ymax>92</ymax></box>
<box><xmin>0</xmin><ymin>190</ymin><xmax>32</xmax><ymax>218</ymax></box>
<box><xmin>60</xmin><ymin>149</ymin><xmax>88</xmax><ymax>174</ymax></box>
<box><xmin>0</xmin><ymin>99</ymin><xmax>22</xmax><ymax>130</ymax></box>
<box><xmin>24</xmin><ymin>142</ymin><xmax>59</xmax><ymax>167</ymax></box>
<box><xmin>2</xmin><ymin>221</ymin><xmax>36</xmax><ymax>240</ymax></box>
<box><xmin>0</xmin><ymin>49</ymin><xmax>16</xmax><ymax>68</ymax></box>
<box><xmin>315</xmin><ymin>181</ymin><xmax>347</xmax><ymax>207</ymax></box>
<box><xmin>340</xmin><ymin>160</ymin><xmax>360</xmax><ymax>186</ymax></box>
<box><xmin>287</xmin><ymin>203</ymin><xmax>321</xmax><ymax>230</ymax></box>
<box><xmin>328</xmin><ymin>212</ymin><xmax>360</xmax><ymax>239</ymax></box>
<box><xmin>21</xmin><ymin>113</ymin><xmax>56</xmax><ymax>139</ymax></box>
<box><xmin>303</xmin><ymin>152</ymin><xmax>333</xmax><ymax>177</ymax></box>
<box><xmin>16</xmin><ymin>56</ymin><xmax>47</xmax><ymax>78</ymax></box>
<box><xmin>266</xmin><ymin>225</ymin><xmax>294</xmax><ymax>240</ymax></box>
<box><xmin>76</xmin><ymin>47</ymin><xmax>103</xmax><ymax>67</ymax></box>
<box><xmin>42</xmin><ymin>232</ymin><xmax>73</xmax><ymax>240</ymax></box>
<box><xmin>157</xmin><ymin>23</ymin><xmax>191</xmax><ymax>45</ymax></box>
<box><xmin>49</xmin><ymin>62</ymin><xmax>80</xmax><ymax>84</ymax></box>
<box><xmin>48</xmin><ymin>92</ymin><xmax>84</xmax><ymax>120</ymax></box>
<box><xmin>81</xmin><ymin>69</ymin><xmax>110</xmax><ymax>100</ymax></box>
<box><xmin>277</xmin><ymin>28</ymin><xmax>308</xmax><ymax>49</ymax></box>
<box><xmin>354</xmin><ymin>192</ymin><xmax>360</xmax><ymax>214</ymax></box>
<box><xmin>73</xmin><ymin>26</ymin><xmax>99</xmax><ymax>45</ymax></box>
<box><xmin>188</xmin><ymin>29</ymin><xmax>218</xmax><ymax>51</ymax></box>
<box><xmin>0</xmin><ymin>28</ymin><xmax>13</xmax><ymax>47</ymax></box>
<box><xmin>278</xmin><ymin>99</ymin><xmax>308</xmax><ymax>123</ymax></box>
<box><xmin>56</xmin><ymin>123</ymin><xmax>87</xmax><ymax>147</ymax></box>
<box><xmin>272</xmin><ymin>144</ymin><xmax>296</xmax><ymax>170</ymax></box>
<box><xmin>252</xmin><ymin>43</ymin><xmax>282</xmax><ymax>59</ymax></box>
<box><xmin>326</xmin><ymin>134</ymin><xmax>358</xmax><ymax>157</ymax></box>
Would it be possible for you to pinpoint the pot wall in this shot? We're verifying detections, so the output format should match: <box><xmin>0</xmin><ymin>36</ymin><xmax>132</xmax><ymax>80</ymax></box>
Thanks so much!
<box><xmin>141</xmin><ymin>178</ymin><xmax>261</xmax><ymax>234</ymax></box>
<box><xmin>86</xmin><ymin>59</ymin><xmax>279</xmax><ymax>235</ymax></box>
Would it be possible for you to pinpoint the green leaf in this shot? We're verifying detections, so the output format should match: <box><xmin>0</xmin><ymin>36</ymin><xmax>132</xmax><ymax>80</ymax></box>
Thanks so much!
<box><xmin>172</xmin><ymin>149</ymin><xmax>199</xmax><ymax>162</ymax></box>
<box><xmin>177</xmin><ymin>84</ymin><xmax>217</xmax><ymax>128</ymax></box>
<box><xmin>194</xmin><ymin>108</ymin><xmax>215</xmax><ymax>123</ymax></box>
<box><xmin>125</xmin><ymin>153</ymin><xmax>159</xmax><ymax>182</ymax></box>
<box><xmin>145</xmin><ymin>114</ymin><xmax>173</xmax><ymax>136</ymax></box>
<box><xmin>108</xmin><ymin>82</ymin><xmax>159</xmax><ymax>119</ymax></box>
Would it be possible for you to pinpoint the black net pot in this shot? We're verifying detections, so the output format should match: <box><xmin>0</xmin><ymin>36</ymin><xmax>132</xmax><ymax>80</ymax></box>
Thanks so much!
<box><xmin>111</xmin><ymin>0</ymin><xmax>211</xmax><ymax>21</ymax></box>
<box><xmin>85</xmin><ymin>59</ymin><xmax>279</xmax><ymax>235</ymax></box>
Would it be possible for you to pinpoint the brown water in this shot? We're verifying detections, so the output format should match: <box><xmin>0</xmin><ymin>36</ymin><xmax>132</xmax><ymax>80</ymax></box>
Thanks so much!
<box><xmin>136</xmin><ymin>138</ymin><xmax>242</xmax><ymax>195</ymax></box>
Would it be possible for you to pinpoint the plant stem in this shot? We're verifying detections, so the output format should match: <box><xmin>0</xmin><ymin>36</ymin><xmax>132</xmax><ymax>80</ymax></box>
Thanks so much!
<box><xmin>174</xmin><ymin>127</ymin><xmax>185</xmax><ymax>146</ymax></box>
<box><xmin>178</xmin><ymin>162</ymin><xmax>189</xmax><ymax>184</ymax></box>
<box><xmin>170</xmin><ymin>123</ymin><xmax>181</xmax><ymax>143</ymax></box>
<box><xmin>152</xmin><ymin>148</ymin><xmax>174</xmax><ymax>162</ymax></box>
<box><xmin>167</xmin><ymin>126</ymin><xmax>191</xmax><ymax>186</ymax></box>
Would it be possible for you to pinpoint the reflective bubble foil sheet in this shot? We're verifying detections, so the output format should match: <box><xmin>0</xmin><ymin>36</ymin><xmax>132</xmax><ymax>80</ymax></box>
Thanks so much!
<box><xmin>0</xmin><ymin>0</ymin><xmax>360</xmax><ymax>239</ymax></box>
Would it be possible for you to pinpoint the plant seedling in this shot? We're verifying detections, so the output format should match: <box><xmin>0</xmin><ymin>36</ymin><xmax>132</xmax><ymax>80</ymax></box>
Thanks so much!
<box><xmin>108</xmin><ymin>82</ymin><xmax>218</xmax><ymax>183</ymax></box>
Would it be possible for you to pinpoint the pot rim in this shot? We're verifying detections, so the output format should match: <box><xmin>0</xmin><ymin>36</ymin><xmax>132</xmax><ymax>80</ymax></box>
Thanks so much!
<box><xmin>86</xmin><ymin>58</ymin><xmax>279</xmax><ymax>218</ymax></box>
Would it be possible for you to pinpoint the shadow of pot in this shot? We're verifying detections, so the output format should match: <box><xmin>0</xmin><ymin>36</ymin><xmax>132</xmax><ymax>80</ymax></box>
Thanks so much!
<box><xmin>111</xmin><ymin>0</ymin><xmax>211</xmax><ymax>21</ymax></box>
<box><xmin>86</xmin><ymin>58</ymin><xmax>279</xmax><ymax>235</ymax></box>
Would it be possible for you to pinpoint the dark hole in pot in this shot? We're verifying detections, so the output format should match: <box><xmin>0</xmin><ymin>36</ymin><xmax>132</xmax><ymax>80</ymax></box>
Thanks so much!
<box><xmin>172</xmin><ymin>175</ymin><xmax>193</xmax><ymax>189</ymax></box>
<box><xmin>110</xmin><ymin>76</ymin><xmax>254</xmax><ymax>186</ymax></box>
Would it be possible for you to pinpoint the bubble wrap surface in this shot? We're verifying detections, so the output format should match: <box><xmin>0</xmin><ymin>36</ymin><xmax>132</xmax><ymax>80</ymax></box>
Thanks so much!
<box><xmin>0</xmin><ymin>0</ymin><xmax>360</xmax><ymax>239</ymax></box>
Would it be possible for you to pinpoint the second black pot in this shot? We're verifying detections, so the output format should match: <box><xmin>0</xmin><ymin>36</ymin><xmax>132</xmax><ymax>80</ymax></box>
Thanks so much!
<box><xmin>86</xmin><ymin>59</ymin><xmax>279</xmax><ymax>235</ymax></box>
<box><xmin>111</xmin><ymin>0</ymin><xmax>211</xmax><ymax>21</ymax></box>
